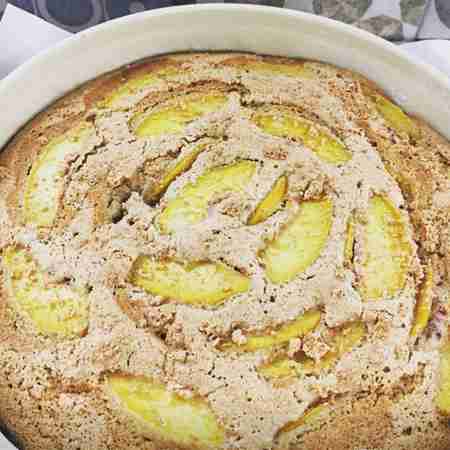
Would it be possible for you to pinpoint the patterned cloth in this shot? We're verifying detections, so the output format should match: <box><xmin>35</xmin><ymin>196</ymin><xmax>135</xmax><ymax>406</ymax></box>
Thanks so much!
<box><xmin>0</xmin><ymin>0</ymin><xmax>444</xmax><ymax>42</ymax></box>
<box><xmin>419</xmin><ymin>0</ymin><xmax>450</xmax><ymax>39</ymax></box>
<box><xmin>0</xmin><ymin>0</ymin><xmax>6</xmax><ymax>18</ymax></box>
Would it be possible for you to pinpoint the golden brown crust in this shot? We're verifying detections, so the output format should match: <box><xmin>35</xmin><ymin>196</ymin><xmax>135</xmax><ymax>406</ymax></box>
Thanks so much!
<box><xmin>83</xmin><ymin>57</ymin><xmax>182</xmax><ymax>110</ymax></box>
<box><xmin>0</xmin><ymin>52</ymin><xmax>449</xmax><ymax>450</ymax></box>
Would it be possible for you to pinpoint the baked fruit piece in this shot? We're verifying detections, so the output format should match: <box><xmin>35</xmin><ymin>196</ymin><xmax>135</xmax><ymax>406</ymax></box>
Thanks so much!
<box><xmin>0</xmin><ymin>52</ymin><xmax>448</xmax><ymax>450</ymax></box>
<box><xmin>2</xmin><ymin>247</ymin><xmax>89</xmax><ymax>337</ymax></box>
<box><xmin>23</xmin><ymin>122</ymin><xmax>95</xmax><ymax>228</ymax></box>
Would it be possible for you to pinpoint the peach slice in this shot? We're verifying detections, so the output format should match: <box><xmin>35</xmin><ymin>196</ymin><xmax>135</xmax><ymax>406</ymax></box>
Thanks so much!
<box><xmin>260</xmin><ymin>321</ymin><xmax>366</xmax><ymax>379</ymax></box>
<box><xmin>129</xmin><ymin>256</ymin><xmax>250</xmax><ymax>307</ymax></box>
<box><xmin>436</xmin><ymin>342</ymin><xmax>450</xmax><ymax>415</ymax></box>
<box><xmin>24</xmin><ymin>122</ymin><xmax>94</xmax><ymax>227</ymax></box>
<box><xmin>261</xmin><ymin>199</ymin><xmax>333</xmax><ymax>284</ymax></box>
<box><xmin>358</xmin><ymin>195</ymin><xmax>412</xmax><ymax>300</ymax></box>
<box><xmin>410</xmin><ymin>264</ymin><xmax>434</xmax><ymax>338</ymax></box>
<box><xmin>258</xmin><ymin>358</ymin><xmax>303</xmax><ymax>380</ymax></box>
<box><xmin>371</xmin><ymin>92</ymin><xmax>420</xmax><ymax>139</ymax></box>
<box><xmin>158</xmin><ymin>160</ymin><xmax>257</xmax><ymax>234</ymax></box>
<box><xmin>2</xmin><ymin>247</ymin><xmax>89</xmax><ymax>337</ymax></box>
<box><xmin>222</xmin><ymin>309</ymin><xmax>321</xmax><ymax>352</ymax></box>
<box><xmin>252</xmin><ymin>109</ymin><xmax>351</xmax><ymax>164</ymax></box>
<box><xmin>248</xmin><ymin>175</ymin><xmax>288</xmax><ymax>225</ymax></box>
<box><xmin>304</xmin><ymin>321</ymin><xmax>366</xmax><ymax>373</ymax></box>
<box><xmin>344</xmin><ymin>217</ymin><xmax>355</xmax><ymax>265</ymax></box>
<box><xmin>108</xmin><ymin>374</ymin><xmax>224</xmax><ymax>449</ymax></box>
<box><xmin>277</xmin><ymin>403</ymin><xmax>328</xmax><ymax>435</ymax></box>
<box><xmin>133</xmin><ymin>92</ymin><xmax>228</xmax><ymax>138</ymax></box>
<box><xmin>144</xmin><ymin>143</ymin><xmax>208</xmax><ymax>204</ymax></box>
<box><xmin>223</xmin><ymin>58</ymin><xmax>313</xmax><ymax>78</ymax></box>
<box><xmin>249</xmin><ymin>61</ymin><xmax>312</xmax><ymax>77</ymax></box>
<box><xmin>101</xmin><ymin>66</ymin><xmax>177</xmax><ymax>108</ymax></box>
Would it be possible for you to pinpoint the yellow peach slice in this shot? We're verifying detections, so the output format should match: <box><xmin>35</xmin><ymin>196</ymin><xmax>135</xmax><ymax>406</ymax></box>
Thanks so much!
<box><xmin>224</xmin><ymin>58</ymin><xmax>312</xmax><ymax>78</ymax></box>
<box><xmin>371</xmin><ymin>93</ymin><xmax>420</xmax><ymax>139</ymax></box>
<box><xmin>344</xmin><ymin>217</ymin><xmax>355</xmax><ymax>265</ymax></box>
<box><xmin>101</xmin><ymin>66</ymin><xmax>177</xmax><ymax>108</ymax></box>
<box><xmin>222</xmin><ymin>309</ymin><xmax>321</xmax><ymax>352</ymax></box>
<box><xmin>260</xmin><ymin>321</ymin><xmax>366</xmax><ymax>379</ymax></box>
<box><xmin>252</xmin><ymin>110</ymin><xmax>351</xmax><ymax>164</ymax></box>
<box><xmin>24</xmin><ymin>122</ymin><xmax>94</xmax><ymax>227</ymax></box>
<box><xmin>436</xmin><ymin>342</ymin><xmax>450</xmax><ymax>415</ymax></box>
<box><xmin>248</xmin><ymin>176</ymin><xmax>287</xmax><ymax>225</ymax></box>
<box><xmin>108</xmin><ymin>374</ymin><xmax>224</xmax><ymax>449</ymax></box>
<box><xmin>410</xmin><ymin>264</ymin><xmax>434</xmax><ymax>338</ymax></box>
<box><xmin>358</xmin><ymin>195</ymin><xmax>412</xmax><ymax>300</ymax></box>
<box><xmin>133</xmin><ymin>92</ymin><xmax>228</xmax><ymax>138</ymax></box>
<box><xmin>129</xmin><ymin>256</ymin><xmax>250</xmax><ymax>307</ymax></box>
<box><xmin>250</xmin><ymin>61</ymin><xmax>312</xmax><ymax>77</ymax></box>
<box><xmin>144</xmin><ymin>143</ymin><xmax>208</xmax><ymax>204</ymax></box>
<box><xmin>258</xmin><ymin>358</ymin><xmax>302</xmax><ymax>379</ymax></box>
<box><xmin>2</xmin><ymin>247</ymin><xmax>89</xmax><ymax>337</ymax></box>
<box><xmin>307</xmin><ymin>321</ymin><xmax>366</xmax><ymax>373</ymax></box>
<box><xmin>158</xmin><ymin>160</ymin><xmax>257</xmax><ymax>234</ymax></box>
<box><xmin>261</xmin><ymin>199</ymin><xmax>333</xmax><ymax>284</ymax></box>
<box><xmin>278</xmin><ymin>403</ymin><xmax>328</xmax><ymax>435</ymax></box>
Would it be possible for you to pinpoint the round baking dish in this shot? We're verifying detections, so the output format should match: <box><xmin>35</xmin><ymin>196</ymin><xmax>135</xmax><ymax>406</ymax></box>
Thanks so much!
<box><xmin>1</xmin><ymin>4</ymin><xmax>450</xmax><ymax>449</ymax></box>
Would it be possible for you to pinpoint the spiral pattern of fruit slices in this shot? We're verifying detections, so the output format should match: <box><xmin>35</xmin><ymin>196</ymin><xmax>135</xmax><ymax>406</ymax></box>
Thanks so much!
<box><xmin>2</xmin><ymin>53</ymin><xmax>448</xmax><ymax>450</ymax></box>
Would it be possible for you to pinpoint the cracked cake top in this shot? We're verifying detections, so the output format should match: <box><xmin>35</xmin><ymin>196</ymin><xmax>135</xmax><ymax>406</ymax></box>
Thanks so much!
<box><xmin>0</xmin><ymin>52</ymin><xmax>449</xmax><ymax>450</ymax></box>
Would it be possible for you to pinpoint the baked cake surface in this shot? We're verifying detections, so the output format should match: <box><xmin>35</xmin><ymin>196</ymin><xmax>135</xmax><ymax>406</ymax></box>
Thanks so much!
<box><xmin>0</xmin><ymin>52</ymin><xmax>449</xmax><ymax>450</ymax></box>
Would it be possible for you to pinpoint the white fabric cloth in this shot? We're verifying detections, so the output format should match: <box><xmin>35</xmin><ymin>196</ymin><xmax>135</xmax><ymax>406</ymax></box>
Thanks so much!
<box><xmin>0</xmin><ymin>5</ymin><xmax>69</xmax><ymax>79</ymax></box>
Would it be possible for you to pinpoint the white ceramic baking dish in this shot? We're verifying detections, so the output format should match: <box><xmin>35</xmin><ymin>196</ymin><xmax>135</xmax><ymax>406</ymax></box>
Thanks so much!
<box><xmin>1</xmin><ymin>4</ymin><xmax>450</xmax><ymax>449</ymax></box>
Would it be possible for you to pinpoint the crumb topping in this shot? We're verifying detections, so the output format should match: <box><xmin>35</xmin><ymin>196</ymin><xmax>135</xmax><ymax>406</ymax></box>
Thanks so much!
<box><xmin>0</xmin><ymin>52</ymin><xmax>448</xmax><ymax>450</ymax></box>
